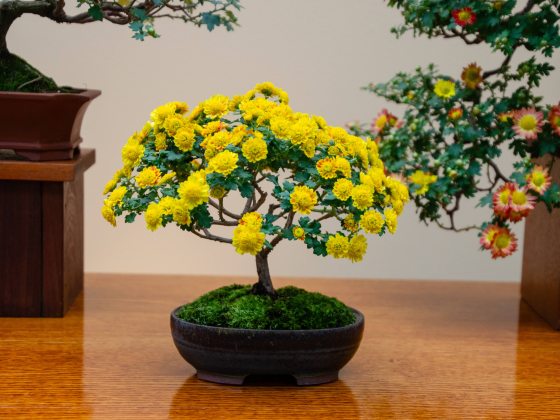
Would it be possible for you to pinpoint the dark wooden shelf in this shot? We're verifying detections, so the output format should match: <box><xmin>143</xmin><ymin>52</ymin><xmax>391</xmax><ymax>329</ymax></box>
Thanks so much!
<box><xmin>0</xmin><ymin>149</ymin><xmax>95</xmax><ymax>317</ymax></box>
<box><xmin>1</xmin><ymin>274</ymin><xmax>559</xmax><ymax>419</ymax></box>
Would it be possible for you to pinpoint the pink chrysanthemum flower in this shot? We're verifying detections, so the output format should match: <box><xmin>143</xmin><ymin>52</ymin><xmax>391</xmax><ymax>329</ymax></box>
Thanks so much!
<box><xmin>492</xmin><ymin>182</ymin><xmax>535</xmax><ymax>222</ymax></box>
<box><xmin>371</xmin><ymin>109</ymin><xmax>399</xmax><ymax>134</ymax></box>
<box><xmin>480</xmin><ymin>224</ymin><xmax>501</xmax><ymax>250</ymax></box>
<box><xmin>452</xmin><ymin>7</ymin><xmax>476</xmax><ymax>27</ymax></box>
<box><xmin>492</xmin><ymin>183</ymin><xmax>515</xmax><ymax>220</ymax></box>
<box><xmin>548</xmin><ymin>105</ymin><xmax>560</xmax><ymax>136</ymax></box>
<box><xmin>490</xmin><ymin>227</ymin><xmax>518</xmax><ymax>259</ymax></box>
<box><xmin>513</xmin><ymin>108</ymin><xmax>544</xmax><ymax>141</ymax></box>
<box><xmin>526</xmin><ymin>165</ymin><xmax>552</xmax><ymax>195</ymax></box>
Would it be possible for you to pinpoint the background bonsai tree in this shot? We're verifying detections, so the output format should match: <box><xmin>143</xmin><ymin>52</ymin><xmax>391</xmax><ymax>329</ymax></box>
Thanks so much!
<box><xmin>101</xmin><ymin>82</ymin><xmax>410</xmax><ymax>298</ymax></box>
<box><xmin>0</xmin><ymin>0</ymin><xmax>241</xmax><ymax>92</ymax></box>
<box><xmin>350</xmin><ymin>0</ymin><xmax>560</xmax><ymax>259</ymax></box>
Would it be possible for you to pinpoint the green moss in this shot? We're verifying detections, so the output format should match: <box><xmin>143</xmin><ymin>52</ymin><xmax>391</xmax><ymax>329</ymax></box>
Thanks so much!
<box><xmin>177</xmin><ymin>284</ymin><xmax>356</xmax><ymax>330</ymax></box>
<box><xmin>0</xmin><ymin>53</ymin><xmax>59</xmax><ymax>92</ymax></box>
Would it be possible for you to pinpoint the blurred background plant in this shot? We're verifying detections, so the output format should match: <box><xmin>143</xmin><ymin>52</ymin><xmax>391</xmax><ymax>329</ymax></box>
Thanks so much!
<box><xmin>0</xmin><ymin>0</ymin><xmax>241</xmax><ymax>91</ymax></box>
<box><xmin>349</xmin><ymin>0</ymin><xmax>560</xmax><ymax>258</ymax></box>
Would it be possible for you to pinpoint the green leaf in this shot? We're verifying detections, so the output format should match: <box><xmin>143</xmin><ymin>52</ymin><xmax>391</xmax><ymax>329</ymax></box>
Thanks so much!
<box><xmin>87</xmin><ymin>5</ymin><xmax>103</xmax><ymax>21</ymax></box>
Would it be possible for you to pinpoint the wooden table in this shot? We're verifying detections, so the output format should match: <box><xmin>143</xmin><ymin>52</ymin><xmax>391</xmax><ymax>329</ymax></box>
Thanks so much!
<box><xmin>1</xmin><ymin>274</ymin><xmax>559</xmax><ymax>419</ymax></box>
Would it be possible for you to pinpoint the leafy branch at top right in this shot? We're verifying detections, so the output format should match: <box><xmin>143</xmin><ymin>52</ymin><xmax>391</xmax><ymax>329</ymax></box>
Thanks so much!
<box><xmin>350</xmin><ymin>0</ymin><xmax>560</xmax><ymax>258</ymax></box>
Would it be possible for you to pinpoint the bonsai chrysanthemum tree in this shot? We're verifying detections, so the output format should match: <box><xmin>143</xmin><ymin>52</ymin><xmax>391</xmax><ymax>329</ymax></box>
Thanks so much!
<box><xmin>0</xmin><ymin>0</ymin><xmax>240</xmax><ymax>91</ymax></box>
<box><xmin>101</xmin><ymin>82</ymin><xmax>409</xmax><ymax>298</ymax></box>
<box><xmin>350</xmin><ymin>0</ymin><xmax>560</xmax><ymax>259</ymax></box>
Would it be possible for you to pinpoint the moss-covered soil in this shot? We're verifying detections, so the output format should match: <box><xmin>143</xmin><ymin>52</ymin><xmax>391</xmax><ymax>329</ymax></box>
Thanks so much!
<box><xmin>176</xmin><ymin>284</ymin><xmax>356</xmax><ymax>330</ymax></box>
<box><xmin>0</xmin><ymin>53</ymin><xmax>59</xmax><ymax>92</ymax></box>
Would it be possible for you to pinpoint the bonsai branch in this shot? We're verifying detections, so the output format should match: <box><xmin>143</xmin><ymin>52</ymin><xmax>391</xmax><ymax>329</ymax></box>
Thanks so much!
<box><xmin>209</xmin><ymin>198</ymin><xmax>241</xmax><ymax>220</ymax></box>
<box><xmin>486</xmin><ymin>159</ymin><xmax>511</xmax><ymax>184</ymax></box>
<box><xmin>191</xmin><ymin>227</ymin><xmax>232</xmax><ymax>244</ymax></box>
<box><xmin>262</xmin><ymin>210</ymin><xmax>294</xmax><ymax>257</ymax></box>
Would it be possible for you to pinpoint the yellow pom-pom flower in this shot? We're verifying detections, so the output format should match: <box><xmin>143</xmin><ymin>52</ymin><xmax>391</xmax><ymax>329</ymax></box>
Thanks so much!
<box><xmin>316</xmin><ymin>157</ymin><xmax>338</xmax><ymax>179</ymax></box>
<box><xmin>351</xmin><ymin>184</ymin><xmax>374</xmax><ymax>211</ymax></box>
<box><xmin>154</xmin><ymin>132</ymin><xmax>168</xmax><ymax>151</ymax></box>
<box><xmin>203</xmin><ymin>94</ymin><xmax>230</xmax><ymax>119</ymax></box>
<box><xmin>107</xmin><ymin>186</ymin><xmax>127</xmax><ymax>206</ymax></box>
<box><xmin>173</xmin><ymin>202</ymin><xmax>191</xmax><ymax>226</ymax></box>
<box><xmin>163</xmin><ymin>114</ymin><xmax>185</xmax><ymax>136</ymax></box>
<box><xmin>342</xmin><ymin>214</ymin><xmax>358</xmax><ymax>232</ymax></box>
<box><xmin>290</xmin><ymin>185</ymin><xmax>318</xmax><ymax>214</ymax></box>
<box><xmin>177</xmin><ymin>170</ymin><xmax>209</xmax><ymax>210</ymax></box>
<box><xmin>144</xmin><ymin>202</ymin><xmax>163</xmax><ymax>232</ymax></box>
<box><xmin>347</xmin><ymin>235</ymin><xmax>368</xmax><ymax>262</ymax></box>
<box><xmin>326</xmin><ymin>234</ymin><xmax>349</xmax><ymax>259</ymax></box>
<box><xmin>292</xmin><ymin>226</ymin><xmax>305</xmax><ymax>240</ymax></box>
<box><xmin>232</xmin><ymin>225</ymin><xmax>265</xmax><ymax>255</ymax></box>
<box><xmin>334</xmin><ymin>157</ymin><xmax>352</xmax><ymax>178</ymax></box>
<box><xmin>239</xmin><ymin>212</ymin><xmax>263</xmax><ymax>230</ymax></box>
<box><xmin>208</xmin><ymin>150</ymin><xmax>239</xmax><ymax>176</ymax></box>
<box><xmin>333</xmin><ymin>178</ymin><xmax>353</xmax><ymax>201</ymax></box>
<box><xmin>101</xmin><ymin>204</ymin><xmax>116</xmax><ymax>227</ymax></box>
<box><xmin>135</xmin><ymin>166</ymin><xmax>161</xmax><ymax>188</ymax></box>
<box><xmin>384</xmin><ymin>208</ymin><xmax>398</xmax><ymax>234</ymax></box>
<box><xmin>360</xmin><ymin>210</ymin><xmax>384</xmax><ymax>234</ymax></box>
<box><xmin>121</xmin><ymin>135</ymin><xmax>144</xmax><ymax>169</ymax></box>
<box><xmin>173</xmin><ymin>127</ymin><xmax>196</xmax><ymax>152</ymax></box>
<box><xmin>242</xmin><ymin>136</ymin><xmax>268</xmax><ymax>163</ymax></box>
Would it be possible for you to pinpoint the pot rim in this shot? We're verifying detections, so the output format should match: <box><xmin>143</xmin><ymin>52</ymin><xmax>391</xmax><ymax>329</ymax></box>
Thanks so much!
<box><xmin>0</xmin><ymin>88</ymin><xmax>102</xmax><ymax>100</ymax></box>
<box><xmin>171</xmin><ymin>305</ymin><xmax>364</xmax><ymax>334</ymax></box>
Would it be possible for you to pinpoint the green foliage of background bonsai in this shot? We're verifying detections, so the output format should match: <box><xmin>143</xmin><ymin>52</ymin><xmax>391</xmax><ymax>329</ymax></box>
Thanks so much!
<box><xmin>350</xmin><ymin>0</ymin><xmax>560</xmax><ymax>259</ymax></box>
<box><xmin>177</xmin><ymin>284</ymin><xmax>356</xmax><ymax>330</ymax></box>
<box><xmin>0</xmin><ymin>54</ymin><xmax>58</xmax><ymax>92</ymax></box>
<box><xmin>0</xmin><ymin>0</ymin><xmax>241</xmax><ymax>92</ymax></box>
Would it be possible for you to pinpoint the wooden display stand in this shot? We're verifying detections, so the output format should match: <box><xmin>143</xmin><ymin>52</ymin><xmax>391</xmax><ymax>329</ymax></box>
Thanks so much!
<box><xmin>521</xmin><ymin>160</ymin><xmax>560</xmax><ymax>330</ymax></box>
<box><xmin>0</xmin><ymin>149</ymin><xmax>95</xmax><ymax>317</ymax></box>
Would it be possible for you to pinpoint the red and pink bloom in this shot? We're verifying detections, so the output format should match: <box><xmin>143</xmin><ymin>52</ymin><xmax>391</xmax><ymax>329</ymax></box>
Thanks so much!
<box><xmin>452</xmin><ymin>7</ymin><xmax>476</xmax><ymax>27</ymax></box>
<box><xmin>512</xmin><ymin>108</ymin><xmax>544</xmax><ymax>141</ymax></box>
<box><xmin>480</xmin><ymin>225</ymin><xmax>517</xmax><ymax>259</ymax></box>
<box><xmin>492</xmin><ymin>182</ymin><xmax>536</xmax><ymax>222</ymax></box>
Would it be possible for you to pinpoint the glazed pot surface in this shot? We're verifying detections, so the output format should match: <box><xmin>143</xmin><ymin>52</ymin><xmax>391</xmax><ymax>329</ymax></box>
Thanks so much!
<box><xmin>170</xmin><ymin>306</ymin><xmax>364</xmax><ymax>386</ymax></box>
<box><xmin>0</xmin><ymin>89</ymin><xmax>101</xmax><ymax>161</ymax></box>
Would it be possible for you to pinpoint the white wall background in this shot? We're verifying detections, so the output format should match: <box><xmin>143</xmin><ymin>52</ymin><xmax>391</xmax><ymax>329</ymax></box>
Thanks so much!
<box><xmin>8</xmin><ymin>0</ymin><xmax>560</xmax><ymax>281</ymax></box>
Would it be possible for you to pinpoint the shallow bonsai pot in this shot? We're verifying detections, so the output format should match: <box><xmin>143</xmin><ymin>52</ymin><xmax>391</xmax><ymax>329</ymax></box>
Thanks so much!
<box><xmin>0</xmin><ymin>89</ymin><xmax>101</xmax><ymax>161</ymax></box>
<box><xmin>170</xmin><ymin>306</ymin><xmax>364</xmax><ymax>386</ymax></box>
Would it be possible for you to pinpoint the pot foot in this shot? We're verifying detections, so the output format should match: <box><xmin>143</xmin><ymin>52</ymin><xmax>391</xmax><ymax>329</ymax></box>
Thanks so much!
<box><xmin>196</xmin><ymin>370</ymin><xmax>247</xmax><ymax>385</ymax></box>
<box><xmin>293</xmin><ymin>371</ymin><xmax>339</xmax><ymax>386</ymax></box>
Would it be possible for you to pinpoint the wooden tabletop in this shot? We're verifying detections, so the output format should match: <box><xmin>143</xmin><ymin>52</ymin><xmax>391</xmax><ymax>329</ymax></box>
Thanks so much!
<box><xmin>0</xmin><ymin>148</ymin><xmax>95</xmax><ymax>182</ymax></box>
<box><xmin>0</xmin><ymin>274</ymin><xmax>559</xmax><ymax>419</ymax></box>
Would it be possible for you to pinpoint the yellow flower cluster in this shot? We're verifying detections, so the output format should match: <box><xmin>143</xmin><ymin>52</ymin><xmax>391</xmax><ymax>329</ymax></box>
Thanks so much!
<box><xmin>177</xmin><ymin>170</ymin><xmax>210</xmax><ymax>210</ymax></box>
<box><xmin>102</xmin><ymin>82</ymin><xmax>409</xmax><ymax>265</ymax></box>
<box><xmin>409</xmin><ymin>170</ymin><xmax>437</xmax><ymax>195</ymax></box>
<box><xmin>290</xmin><ymin>185</ymin><xmax>318</xmax><ymax>214</ymax></box>
<box><xmin>325</xmin><ymin>234</ymin><xmax>368</xmax><ymax>262</ymax></box>
<box><xmin>232</xmin><ymin>212</ymin><xmax>266</xmax><ymax>255</ymax></box>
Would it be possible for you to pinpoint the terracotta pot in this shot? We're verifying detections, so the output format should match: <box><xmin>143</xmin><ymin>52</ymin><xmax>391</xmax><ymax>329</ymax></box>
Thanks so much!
<box><xmin>170</xmin><ymin>306</ymin><xmax>364</xmax><ymax>386</ymax></box>
<box><xmin>0</xmin><ymin>89</ymin><xmax>101</xmax><ymax>161</ymax></box>
<box><xmin>521</xmin><ymin>159</ymin><xmax>560</xmax><ymax>330</ymax></box>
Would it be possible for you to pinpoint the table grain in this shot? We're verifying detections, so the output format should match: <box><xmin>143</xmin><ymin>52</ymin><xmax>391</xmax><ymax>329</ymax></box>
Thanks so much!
<box><xmin>0</xmin><ymin>274</ymin><xmax>559</xmax><ymax>419</ymax></box>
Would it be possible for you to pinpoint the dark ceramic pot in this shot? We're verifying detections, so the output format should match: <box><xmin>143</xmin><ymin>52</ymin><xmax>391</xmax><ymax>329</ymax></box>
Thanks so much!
<box><xmin>0</xmin><ymin>89</ymin><xmax>101</xmax><ymax>161</ymax></box>
<box><xmin>170</xmin><ymin>306</ymin><xmax>364</xmax><ymax>386</ymax></box>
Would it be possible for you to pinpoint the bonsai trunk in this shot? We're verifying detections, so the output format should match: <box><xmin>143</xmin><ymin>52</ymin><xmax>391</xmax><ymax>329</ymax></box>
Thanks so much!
<box><xmin>252</xmin><ymin>252</ymin><xmax>277</xmax><ymax>298</ymax></box>
<box><xmin>0</xmin><ymin>8</ymin><xmax>16</xmax><ymax>59</ymax></box>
